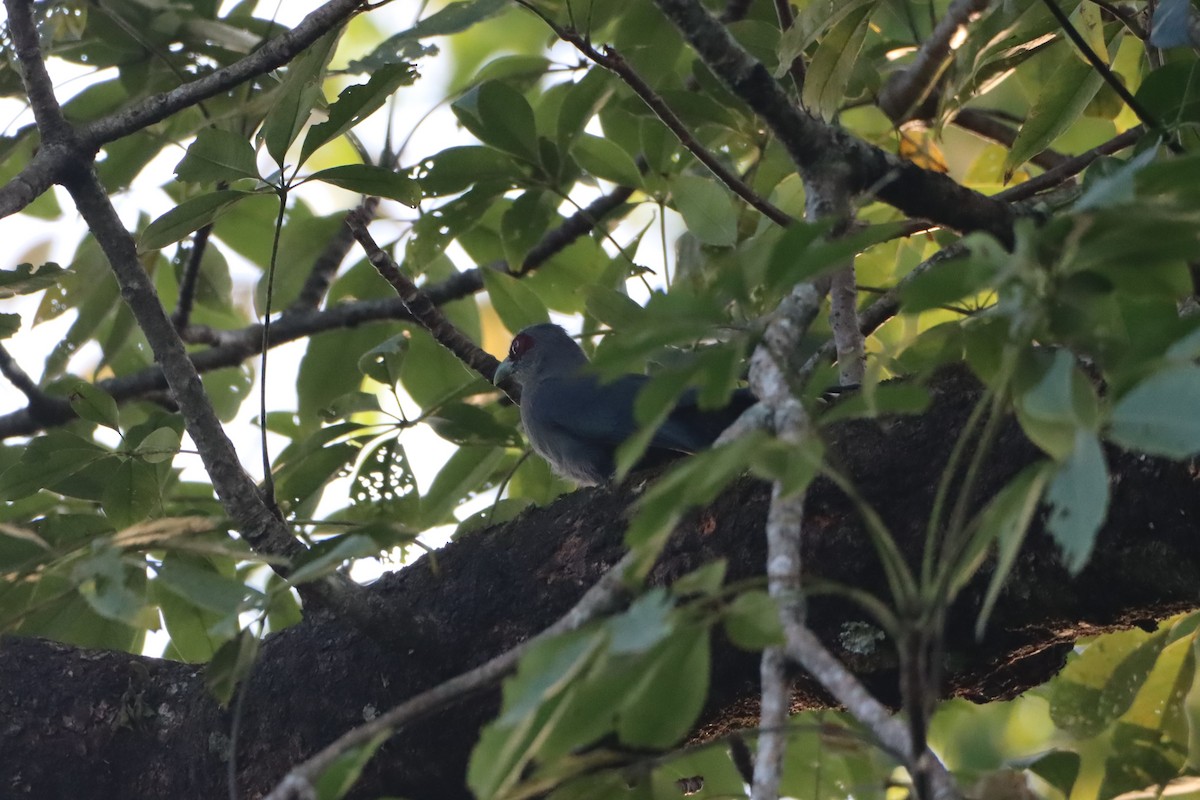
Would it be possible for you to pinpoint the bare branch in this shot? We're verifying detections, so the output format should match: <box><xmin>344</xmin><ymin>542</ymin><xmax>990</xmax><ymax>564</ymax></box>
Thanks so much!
<box><xmin>171</xmin><ymin>223</ymin><xmax>214</xmax><ymax>330</ymax></box>
<box><xmin>0</xmin><ymin>343</ymin><xmax>51</xmax><ymax>413</ymax></box>
<box><xmin>878</xmin><ymin>0</ymin><xmax>991</xmax><ymax>124</ymax></box>
<box><xmin>289</xmin><ymin>197</ymin><xmax>382</xmax><ymax>313</ymax></box>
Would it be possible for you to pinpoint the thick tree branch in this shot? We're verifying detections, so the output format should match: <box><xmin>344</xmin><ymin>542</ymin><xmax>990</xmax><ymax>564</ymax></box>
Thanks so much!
<box><xmin>264</xmin><ymin>552</ymin><xmax>639</xmax><ymax>799</ymax></box>
<box><xmin>649</xmin><ymin>0</ymin><xmax>1017</xmax><ymax>243</ymax></box>
<box><xmin>76</xmin><ymin>0</ymin><xmax>366</xmax><ymax>148</ymax></box>
<box><xmin>3</xmin><ymin>367</ymin><xmax>1198</xmax><ymax>798</ymax></box>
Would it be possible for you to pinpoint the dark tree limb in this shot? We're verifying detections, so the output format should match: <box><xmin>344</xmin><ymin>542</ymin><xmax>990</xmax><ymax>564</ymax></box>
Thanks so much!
<box><xmin>1</xmin><ymin>367</ymin><xmax>1197</xmax><ymax>799</ymax></box>
<box><xmin>171</xmin><ymin>223</ymin><xmax>214</xmax><ymax>330</ymax></box>
<box><xmin>288</xmin><ymin>197</ymin><xmax>382</xmax><ymax>314</ymax></box>
<box><xmin>649</xmin><ymin>0</ymin><xmax>1017</xmax><ymax>243</ymax></box>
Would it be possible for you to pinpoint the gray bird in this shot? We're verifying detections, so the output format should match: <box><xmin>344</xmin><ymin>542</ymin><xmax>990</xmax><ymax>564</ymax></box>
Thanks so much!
<box><xmin>493</xmin><ymin>323</ymin><xmax>755</xmax><ymax>485</ymax></box>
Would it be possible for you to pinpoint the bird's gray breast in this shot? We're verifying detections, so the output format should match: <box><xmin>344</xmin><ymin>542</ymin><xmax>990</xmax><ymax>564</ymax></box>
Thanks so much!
<box><xmin>520</xmin><ymin>378</ymin><xmax>615</xmax><ymax>486</ymax></box>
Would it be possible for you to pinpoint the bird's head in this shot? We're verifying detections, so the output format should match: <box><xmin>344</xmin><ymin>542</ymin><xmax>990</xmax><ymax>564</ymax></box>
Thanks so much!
<box><xmin>493</xmin><ymin>323</ymin><xmax>589</xmax><ymax>390</ymax></box>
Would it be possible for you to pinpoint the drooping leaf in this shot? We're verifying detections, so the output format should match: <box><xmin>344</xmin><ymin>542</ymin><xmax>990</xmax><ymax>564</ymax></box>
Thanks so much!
<box><xmin>1044</xmin><ymin>430</ymin><xmax>1109</xmax><ymax>574</ymax></box>
<box><xmin>1004</xmin><ymin>45</ymin><xmax>1106</xmax><ymax>178</ymax></box>
<box><xmin>670</xmin><ymin>175</ymin><xmax>737</xmax><ymax>247</ymax></box>
<box><xmin>301</xmin><ymin>63</ymin><xmax>418</xmax><ymax>164</ymax></box>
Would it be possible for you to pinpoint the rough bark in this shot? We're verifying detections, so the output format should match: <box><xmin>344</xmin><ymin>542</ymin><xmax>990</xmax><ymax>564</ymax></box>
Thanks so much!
<box><xmin>2</xmin><ymin>367</ymin><xmax>1198</xmax><ymax>800</ymax></box>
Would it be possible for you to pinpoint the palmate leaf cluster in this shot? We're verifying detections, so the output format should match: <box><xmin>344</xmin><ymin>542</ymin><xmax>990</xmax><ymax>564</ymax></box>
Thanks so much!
<box><xmin>1</xmin><ymin>0</ymin><xmax>1200</xmax><ymax>797</ymax></box>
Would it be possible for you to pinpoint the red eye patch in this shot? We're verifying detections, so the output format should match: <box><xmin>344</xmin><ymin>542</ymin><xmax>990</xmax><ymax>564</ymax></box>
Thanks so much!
<box><xmin>510</xmin><ymin>332</ymin><xmax>535</xmax><ymax>359</ymax></box>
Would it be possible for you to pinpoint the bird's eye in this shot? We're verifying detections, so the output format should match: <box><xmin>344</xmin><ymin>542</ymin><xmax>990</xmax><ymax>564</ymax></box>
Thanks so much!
<box><xmin>510</xmin><ymin>332</ymin><xmax>535</xmax><ymax>359</ymax></box>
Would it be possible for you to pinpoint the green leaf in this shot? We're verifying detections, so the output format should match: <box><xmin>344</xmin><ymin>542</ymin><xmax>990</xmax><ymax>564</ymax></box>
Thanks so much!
<box><xmin>418</xmin><ymin>145</ymin><xmax>523</xmax><ymax>196</ymax></box>
<box><xmin>0</xmin><ymin>431</ymin><xmax>107</xmax><ymax>500</ymax></box>
<box><xmin>101</xmin><ymin>458</ymin><xmax>160</xmax><ymax>529</ymax></box>
<box><xmin>1014</xmin><ymin>349</ymin><xmax>1099</xmax><ymax>460</ymax></box>
<box><xmin>585</xmin><ymin>287</ymin><xmax>644</xmax><ymax>329</ymax></box>
<box><xmin>420</xmin><ymin>446</ymin><xmax>507</xmax><ymax>526</ymax></box>
<box><xmin>156</xmin><ymin>554</ymin><xmax>261</xmax><ymax>617</ymax></box>
<box><xmin>482</xmin><ymin>268</ymin><xmax>549</xmax><ymax>333</ymax></box>
<box><xmin>287</xmin><ymin>534</ymin><xmax>378</xmax><ymax>586</ymax></box>
<box><xmin>0</xmin><ymin>261</ymin><xmax>69</xmax><ymax>298</ymax></box>
<box><xmin>724</xmin><ymin>590</ymin><xmax>784</xmax><ymax>650</ymax></box>
<box><xmin>66</xmin><ymin>380</ymin><xmax>121</xmax><ymax>431</ymax></box>
<box><xmin>358</xmin><ymin>333</ymin><xmax>409</xmax><ymax>386</ymax></box>
<box><xmin>670</xmin><ymin>560</ymin><xmax>727</xmax><ymax>598</ymax></box>
<box><xmin>261</xmin><ymin>28</ymin><xmax>341</xmax><ymax>168</ymax></box>
<box><xmin>205</xmin><ymin>629</ymin><xmax>260</xmax><ymax>705</ymax></box>
<box><xmin>570</xmin><ymin>133</ymin><xmax>642</xmax><ymax>187</ymax></box>
<box><xmin>174</xmin><ymin>128</ymin><xmax>260</xmax><ymax>183</ymax></box>
<box><xmin>900</xmin><ymin>254</ymin><xmax>999</xmax><ymax>314</ymax></box>
<box><xmin>607</xmin><ymin>589</ymin><xmax>674</xmax><ymax>655</ymax></box>
<box><xmin>1045</xmin><ymin>430</ymin><xmax>1109</xmax><ymax>574</ymax></box>
<box><xmin>308</xmin><ymin>164</ymin><xmax>420</xmax><ymax>206</ymax></box>
<box><xmin>670</xmin><ymin>175</ymin><xmax>737</xmax><ymax>247</ymax></box>
<box><xmin>0</xmin><ymin>313</ymin><xmax>18</xmax><ymax>338</ymax></box>
<box><xmin>1004</xmin><ymin>46</ymin><xmax>1106</xmax><ymax>178</ymax></box>
<box><xmin>139</xmin><ymin>190</ymin><xmax>254</xmax><ymax>251</ymax></box>
<box><xmin>969</xmin><ymin>462</ymin><xmax>1053</xmax><ymax>638</ymax></box>
<box><xmin>451</xmin><ymin>81</ymin><xmax>539</xmax><ymax>162</ymax></box>
<box><xmin>135</xmin><ymin>427</ymin><xmax>181</xmax><ymax>464</ymax></box>
<box><xmin>301</xmin><ymin>64</ymin><xmax>417</xmax><ymax>164</ymax></box>
<box><xmin>801</xmin><ymin>2</ymin><xmax>873</xmax><ymax>120</ymax></box>
<box><xmin>1109</xmin><ymin>366</ymin><xmax>1200</xmax><ymax>459</ymax></box>
<box><xmin>616</xmin><ymin>629</ymin><xmax>710</xmax><ymax>748</ymax></box>
<box><xmin>71</xmin><ymin>547</ymin><xmax>154</xmax><ymax>629</ymax></box>
<box><xmin>350</xmin><ymin>0</ymin><xmax>507</xmax><ymax>72</ymax></box>
<box><xmin>314</xmin><ymin>730</ymin><xmax>392</xmax><ymax>800</ymax></box>
<box><xmin>469</xmin><ymin>628</ymin><xmax>604</xmax><ymax>800</ymax></box>
<box><xmin>1026</xmin><ymin>751</ymin><xmax>1082</xmax><ymax>797</ymax></box>
<box><xmin>156</xmin><ymin>576</ymin><xmax>223</xmax><ymax>662</ymax></box>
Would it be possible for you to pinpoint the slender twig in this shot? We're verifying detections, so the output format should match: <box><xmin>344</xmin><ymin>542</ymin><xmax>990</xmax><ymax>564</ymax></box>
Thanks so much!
<box><xmin>879</xmin><ymin>0</ymin><xmax>991</xmax><ymax>124</ymax></box>
<box><xmin>289</xmin><ymin>196</ymin><xmax>381</xmax><ymax>313</ymax></box>
<box><xmin>261</xmin><ymin>551</ymin><xmax>639</xmax><ymax>800</ymax></box>
<box><xmin>512</xmin><ymin>0</ymin><xmax>795</xmax><ymax>229</ymax></box>
<box><xmin>172</xmin><ymin>223</ymin><xmax>214</xmax><ymax>329</ymax></box>
<box><xmin>994</xmin><ymin>125</ymin><xmax>1144</xmax><ymax>203</ymax></box>
<box><xmin>1088</xmin><ymin>0</ymin><xmax>1147</xmax><ymax>39</ymax></box>
<box><xmin>346</xmin><ymin>212</ymin><xmax>511</xmax><ymax>395</ymax></box>
<box><xmin>1038</xmin><ymin>0</ymin><xmax>1171</xmax><ymax>142</ymax></box>
<box><xmin>952</xmin><ymin>108</ymin><xmax>1070</xmax><ymax>171</ymax></box>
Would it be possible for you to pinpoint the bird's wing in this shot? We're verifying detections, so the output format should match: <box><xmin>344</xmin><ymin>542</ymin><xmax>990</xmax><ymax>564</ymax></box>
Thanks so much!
<box><xmin>531</xmin><ymin>373</ymin><xmax>646</xmax><ymax>447</ymax></box>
